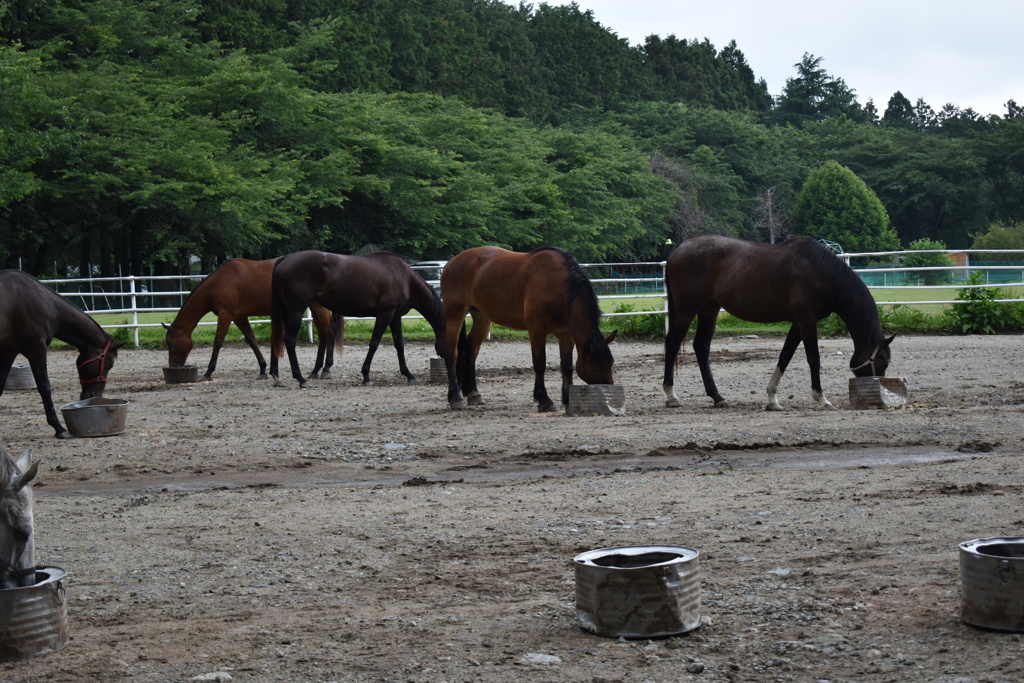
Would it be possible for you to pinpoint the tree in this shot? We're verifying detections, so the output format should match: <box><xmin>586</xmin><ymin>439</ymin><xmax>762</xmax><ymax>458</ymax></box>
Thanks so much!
<box><xmin>971</xmin><ymin>222</ymin><xmax>1024</xmax><ymax>250</ymax></box>
<box><xmin>770</xmin><ymin>53</ymin><xmax>870</xmax><ymax>127</ymax></box>
<box><xmin>903</xmin><ymin>238</ymin><xmax>952</xmax><ymax>285</ymax></box>
<box><xmin>882</xmin><ymin>91</ymin><xmax>914</xmax><ymax>129</ymax></box>
<box><xmin>789</xmin><ymin>161</ymin><xmax>898</xmax><ymax>252</ymax></box>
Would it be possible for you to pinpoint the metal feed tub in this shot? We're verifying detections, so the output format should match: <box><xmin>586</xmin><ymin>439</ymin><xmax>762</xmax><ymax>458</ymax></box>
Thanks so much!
<box><xmin>162</xmin><ymin>365</ymin><xmax>199</xmax><ymax>384</ymax></box>
<box><xmin>849</xmin><ymin>376</ymin><xmax>909</xmax><ymax>409</ymax></box>
<box><xmin>428</xmin><ymin>357</ymin><xmax>447</xmax><ymax>383</ymax></box>
<box><xmin>960</xmin><ymin>537</ymin><xmax>1024</xmax><ymax>632</ymax></box>
<box><xmin>7</xmin><ymin>364</ymin><xmax>36</xmax><ymax>390</ymax></box>
<box><xmin>60</xmin><ymin>397</ymin><xmax>128</xmax><ymax>437</ymax></box>
<box><xmin>567</xmin><ymin>384</ymin><xmax>625</xmax><ymax>416</ymax></box>
<box><xmin>0</xmin><ymin>566</ymin><xmax>69</xmax><ymax>662</ymax></box>
<box><xmin>574</xmin><ymin>545</ymin><xmax>701</xmax><ymax>638</ymax></box>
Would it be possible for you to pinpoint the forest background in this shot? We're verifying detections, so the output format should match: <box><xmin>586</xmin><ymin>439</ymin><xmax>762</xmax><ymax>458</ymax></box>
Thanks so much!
<box><xmin>2</xmin><ymin>0</ymin><xmax>1023</xmax><ymax>279</ymax></box>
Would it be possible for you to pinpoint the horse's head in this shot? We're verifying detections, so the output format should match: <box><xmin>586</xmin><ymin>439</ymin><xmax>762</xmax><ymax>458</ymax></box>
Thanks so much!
<box><xmin>576</xmin><ymin>330</ymin><xmax>617</xmax><ymax>384</ymax></box>
<box><xmin>850</xmin><ymin>334</ymin><xmax>895</xmax><ymax>377</ymax></box>
<box><xmin>77</xmin><ymin>337</ymin><xmax>123</xmax><ymax>399</ymax></box>
<box><xmin>0</xmin><ymin>443</ymin><xmax>38</xmax><ymax>589</ymax></box>
<box><xmin>163</xmin><ymin>322</ymin><xmax>192</xmax><ymax>368</ymax></box>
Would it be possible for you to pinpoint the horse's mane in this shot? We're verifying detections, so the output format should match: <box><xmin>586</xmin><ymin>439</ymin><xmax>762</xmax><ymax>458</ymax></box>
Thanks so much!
<box><xmin>793</xmin><ymin>237</ymin><xmax>879</xmax><ymax>332</ymax></box>
<box><xmin>528</xmin><ymin>247</ymin><xmax>609</xmax><ymax>348</ymax></box>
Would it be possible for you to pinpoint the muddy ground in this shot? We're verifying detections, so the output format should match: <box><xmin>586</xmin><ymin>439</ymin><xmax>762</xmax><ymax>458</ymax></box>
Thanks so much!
<box><xmin>3</xmin><ymin>333</ymin><xmax>1024</xmax><ymax>682</ymax></box>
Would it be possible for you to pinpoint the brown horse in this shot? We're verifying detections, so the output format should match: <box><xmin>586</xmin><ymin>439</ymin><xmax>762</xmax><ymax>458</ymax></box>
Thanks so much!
<box><xmin>270</xmin><ymin>251</ymin><xmax>445</xmax><ymax>387</ymax></box>
<box><xmin>663</xmin><ymin>235</ymin><xmax>894</xmax><ymax>410</ymax></box>
<box><xmin>164</xmin><ymin>259</ymin><xmax>340</xmax><ymax>380</ymax></box>
<box><xmin>0</xmin><ymin>270</ymin><xmax>122</xmax><ymax>437</ymax></box>
<box><xmin>440</xmin><ymin>246</ymin><xmax>616</xmax><ymax>412</ymax></box>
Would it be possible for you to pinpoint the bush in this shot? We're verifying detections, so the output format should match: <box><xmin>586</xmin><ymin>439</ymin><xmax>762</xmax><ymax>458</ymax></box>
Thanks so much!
<box><xmin>610</xmin><ymin>303</ymin><xmax>666</xmax><ymax>339</ymax></box>
<box><xmin>903</xmin><ymin>238</ymin><xmax>953</xmax><ymax>286</ymax></box>
<box><xmin>944</xmin><ymin>271</ymin><xmax>1013</xmax><ymax>334</ymax></box>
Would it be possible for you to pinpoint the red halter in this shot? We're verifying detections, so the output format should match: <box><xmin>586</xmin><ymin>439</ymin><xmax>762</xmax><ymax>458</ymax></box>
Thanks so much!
<box><xmin>77</xmin><ymin>338</ymin><xmax>113</xmax><ymax>385</ymax></box>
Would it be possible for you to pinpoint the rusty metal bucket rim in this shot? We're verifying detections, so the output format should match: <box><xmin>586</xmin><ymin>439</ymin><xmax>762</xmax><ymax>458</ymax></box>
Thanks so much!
<box><xmin>574</xmin><ymin>545</ymin><xmax>700</xmax><ymax>568</ymax></box>
<box><xmin>960</xmin><ymin>536</ymin><xmax>1024</xmax><ymax>554</ymax></box>
<box><xmin>0</xmin><ymin>565</ymin><xmax>66</xmax><ymax>593</ymax></box>
<box><xmin>60</xmin><ymin>397</ymin><xmax>129</xmax><ymax>411</ymax></box>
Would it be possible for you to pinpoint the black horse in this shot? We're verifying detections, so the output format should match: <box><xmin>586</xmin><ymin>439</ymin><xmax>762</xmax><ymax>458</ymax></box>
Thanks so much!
<box><xmin>0</xmin><ymin>270</ymin><xmax>122</xmax><ymax>436</ymax></box>
<box><xmin>663</xmin><ymin>236</ymin><xmax>894</xmax><ymax>410</ymax></box>
<box><xmin>270</xmin><ymin>251</ymin><xmax>445</xmax><ymax>387</ymax></box>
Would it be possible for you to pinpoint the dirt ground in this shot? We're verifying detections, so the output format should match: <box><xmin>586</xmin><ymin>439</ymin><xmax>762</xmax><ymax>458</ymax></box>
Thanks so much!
<box><xmin>3</xmin><ymin>332</ymin><xmax>1024</xmax><ymax>682</ymax></box>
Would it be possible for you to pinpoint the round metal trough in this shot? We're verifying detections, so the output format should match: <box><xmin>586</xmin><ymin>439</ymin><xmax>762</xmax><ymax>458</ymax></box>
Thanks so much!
<box><xmin>574</xmin><ymin>545</ymin><xmax>701</xmax><ymax>638</ymax></box>
<box><xmin>60</xmin><ymin>397</ymin><xmax>128</xmax><ymax>437</ymax></box>
<box><xmin>0</xmin><ymin>566</ymin><xmax>69</xmax><ymax>662</ymax></box>
<box><xmin>960</xmin><ymin>537</ymin><xmax>1024</xmax><ymax>632</ymax></box>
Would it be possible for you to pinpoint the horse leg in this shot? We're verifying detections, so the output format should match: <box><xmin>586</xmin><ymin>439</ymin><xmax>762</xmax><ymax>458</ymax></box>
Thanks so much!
<box><xmin>765</xmin><ymin>325</ymin><xmax>805</xmax><ymax>411</ymax></box>
<box><xmin>558</xmin><ymin>334</ymin><xmax>574</xmax><ymax>406</ymax></box>
<box><xmin>693</xmin><ymin>308</ymin><xmax>727</xmax><ymax>407</ymax></box>
<box><xmin>14</xmin><ymin>350</ymin><xmax>68</xmax><ymax>438</ymax></box>
<box><xmin>663</xmin><ymin>311</ymin><xmax>695</xmax><ymax>408</ymax></box>
<box><xmin>462</xmin><ymin>313</ymin><xmax>490</xmax><ymax>406</ymax></box>
<box><xmin>280</xmin><ymin>313</ymin><xmax>308</xmax><ymax>388</ymax></box>
<box><xmin>314</xmin><ymin>313</ymin><xmax>344</xmax><ymax>380</ymax></box>
<box><xmin>444</xmin><ymin>308</ymin><xmax>469</xmax><ymax>409</ymax></box>
<box><xmin>797</xmin><ymin>322</ymin><xmax>834</xmax><ymax>410</ymax></box>
<box><xmin>233</xmin><ymin>318</ymin><xmax>267</xmax><ymax>379</ymax></box>
<box><xmin>389</xmin><ymin>315</ymin><xmax>418</xmax><ymax>383</ymax></box>
<box><xmin>529</xmin><ymin>330</ymin><xmax>555</xmax><ymax>412</ymax></box>
<box><xmin>360</xmin><ymin>316</ymin><xmax>390</xmax><ymax>385</ymax></box>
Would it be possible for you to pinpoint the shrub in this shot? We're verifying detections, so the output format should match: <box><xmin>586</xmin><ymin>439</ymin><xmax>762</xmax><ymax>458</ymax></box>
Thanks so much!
<box><xmin>903</xmin><ymin>238</ymin><xmax>953</xmax><ymax>286</ymax></box>
<box><xmin>945</xmin><ymin>271</ymin><xmax>1008</xmax><ymax>334</ymax></box>
<box><xmin>610</xmin><ymin>303</ymin><xmax>666</xmax><ymax>339</ymax></box>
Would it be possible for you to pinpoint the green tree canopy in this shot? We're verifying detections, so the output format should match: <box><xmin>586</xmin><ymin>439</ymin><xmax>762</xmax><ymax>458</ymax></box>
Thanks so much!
<box><xmin>790</xmin><ymin>161</ymin><xmax>898</xmax><ymax>252</ymax></box>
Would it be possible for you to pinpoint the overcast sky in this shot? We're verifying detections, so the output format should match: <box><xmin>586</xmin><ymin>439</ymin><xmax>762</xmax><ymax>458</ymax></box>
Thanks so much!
<box><xmin>539</xmin><ymin>1</ymin><xmax>1023</xmax><ymax>118</ymax></box>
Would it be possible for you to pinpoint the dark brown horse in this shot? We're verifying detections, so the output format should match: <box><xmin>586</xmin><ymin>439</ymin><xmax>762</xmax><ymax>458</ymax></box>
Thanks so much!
<box><xmin>164</xmin><ymin>259</ymin><xmax>340</xmax><ymax>380</ymax></box>
<box><xmin>0</xmin><ymin>270</ymin><xmax>123</xmax><ymax>437</ymax></box>
<box><xmin>663</xmin><ymin>235</ymin><xmax>894</xmax><ymax>410</ymax></box>
<box><xmin>270</xmin><ymin>251</ymin><xmax>445</xmax><ymax>387</ymax></box>
<box><xmin>440</xmin><ymin>246</ymin><xmax>616</xmax><ymax>412</ymax></box>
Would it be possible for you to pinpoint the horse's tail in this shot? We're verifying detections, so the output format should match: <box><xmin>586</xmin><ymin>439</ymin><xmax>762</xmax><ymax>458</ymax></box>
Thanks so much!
<box><xmin>269</xmin><ymin>257</ymin><xmax>287</xmax><ymax>360</ymax></box>
<box><xmin>455</xmin><ymin>321</ymin><xmax>469</xmax><ymax>389</ymax></box>
<box><xmin>331</xmin><ymin>312</ymin><xmax>345</xmax><ymax>357</ymax></box>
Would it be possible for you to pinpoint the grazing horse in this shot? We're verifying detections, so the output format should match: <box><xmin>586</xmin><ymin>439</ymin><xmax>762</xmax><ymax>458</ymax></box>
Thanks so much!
<box><xmin>164</xmin><ymin>259</ymin><xmax>340</xmax><ymax>380</ymax></box>
<box><xmin>440</xmin><ymin>246</ymin><xmax>616</xmax><ymax>412</ymax></box>
<box><xmin>270</xmin><ymin>251</ymin><xmax>446</xmax><ymax>387</ymax></box>
<box><xmin>662</xmin><ymin>235</ymin><xmax>894</xmax><ymax>410</ymax></box>
<box><xmin>0</xmin><ymin>270</ymin><xmax>122</xmax><ymax>437</ymax></box>
<box><xmin>0</xmin><ymin>439</ymin><xmax>38</xmax><ymax>589</ymax></box>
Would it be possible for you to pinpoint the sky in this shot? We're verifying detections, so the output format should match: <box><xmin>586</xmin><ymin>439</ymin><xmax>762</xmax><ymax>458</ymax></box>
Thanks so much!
<box><xmin>540</xmin><ymin>1</ymin><xmax>1024</xmax><ymax>118</ymax></box>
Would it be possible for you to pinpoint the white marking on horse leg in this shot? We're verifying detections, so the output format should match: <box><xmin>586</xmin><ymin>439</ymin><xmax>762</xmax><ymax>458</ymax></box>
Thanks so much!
<box><xmin>663</xmin><ymin>384</ymin><xmax>681</xmax><ymax>408</ymax></box>
<box><xmin>765</xmin><ymin>367</ymin><xmax>784</xmax><ymax>411</ymax></box>
<box><xmin>813</xmin><ymin>390</ymin><xmax>836</xmax><ymax>410</ymax></box>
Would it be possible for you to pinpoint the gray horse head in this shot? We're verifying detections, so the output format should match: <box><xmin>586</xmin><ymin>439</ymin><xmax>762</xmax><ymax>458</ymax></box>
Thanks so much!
<box><xmin>0</xmin><ymin>440</ymin><xmax>39</xmax><ymax>589</ymax></box>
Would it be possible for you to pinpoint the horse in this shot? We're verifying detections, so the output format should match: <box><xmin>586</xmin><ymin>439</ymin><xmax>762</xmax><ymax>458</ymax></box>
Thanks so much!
<box><xmin>0</xmin><ymin>270</ymin><xmax>123</xmax><ymax>437</ymax></box>
<box><xmin>662</xmin><ymin>235</ymin><xmax>894</xmax><ymax>411</ymax></box>
<box><xmin>164</xmin><ymin>258</ymin><xmax>341</xmax><ymax>380</ymax></box>
<box><xmin>440</xmin><ymin>246</ymin><xmax>616</xmax><ymax>412</ymax></box>
<box><xmin>270</xmin><ymin>251</ymin><xmax>446</xmax><ymax>388</ymax></box>
<box><xmin>0</xmin><ymin>439</ymin><xmax>38</xmax><ymax>589</ymax></box>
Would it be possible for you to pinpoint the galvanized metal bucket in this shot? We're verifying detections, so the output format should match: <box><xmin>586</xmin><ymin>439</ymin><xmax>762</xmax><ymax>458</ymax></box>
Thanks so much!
<box><xmin>162</xmin><ymin>365</ymin><xmax>199</xmax><ymax>384</ymax></box>
<box><xmin>7</xmin><ymin>363</ymin><xmax>36</xmax><ymax>391</ymax></box>
<box><xmin>0</xmin><ymin>566</ymin><xmax>69</xmax><ymax>661</ymax></box>
<box><xmin>574</xmin><ymin>545</ymin><xmax>701</xmax><ymax>638</ymax></box>
<box><xmin>960</xmin><ymin>537</ymin><xmax>1024</xmax><ymax>632</ymax></box>
<box><xmin>849</xmin><ymin>376</ymin><xmax>909</xmax><ymax>409</ymax></box>
<box><xmin>567</xmin><ymin>384</ymin><xmax>625</xmax><ymax>417</ymax></box>
<box><xmin>60</xmin><ymin>397</ymin><xmax>129</xmax><ymax>437</ymax></box>
<box><xmin>428</xmin><ymin>357</ymin><xmax>447</xmax><ymax>383</ymax></box>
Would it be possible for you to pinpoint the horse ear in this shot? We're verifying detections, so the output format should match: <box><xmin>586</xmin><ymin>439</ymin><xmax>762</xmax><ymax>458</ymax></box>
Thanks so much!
<box><xmin>885</xmin><ymin>334</ymin><xmax>895</xmax><ymax>346</ymax></box>
<box><xmin>113</xmin><ymin>341</ymin><xmax>127</xmax><ymax>351</ymax></box>
<box><xmin>14</xmin><ymin>449</ymin><xmax>38</xmax><ymax>491</ymax></box>
<box><xmin>161</xmin><ymin>323</ymin><xmax>170</xmax><ymax>330</ymax></box>
<box><xmin>604</xmin><ymin>330</ymin><xmax>617</xmax><ymax>344</ymax></box>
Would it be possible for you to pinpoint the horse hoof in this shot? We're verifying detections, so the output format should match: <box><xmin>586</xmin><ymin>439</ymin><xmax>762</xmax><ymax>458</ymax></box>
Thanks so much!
<box><xmin>362</xmin><ymin>379</ymin><xmax>373</xmax><ymax>386</ymax></box>
<box><xmin>467</xmin><ymin>392</ymin><xmax>484</xmax><ymax>406</ymax></box>
<box><xmin>272</xmin><ymin>377</ymin><xmax>284</xmax><ymax>388</ymax></box>
<box><xmin>320</xmin><ymin>371</ymin><xmax>331</xmax><ymax>379</ymax></box>
<box><xmin>538</xmin><ymin>402</ymin><xmax>556</xmax><ymax>413</ymax></box>
<box><xmin>665</xmin><ymin>398</ymin><xmax>681</xmax><ymax>408</ymax></box>
<box><xmin>713</xmin><ymin>400</ymin><xmax>730</xmax><ymax>409</ymax></box>
<box><xmin>55</xmin><ymin>430</ymin><xmax>71</xmax><ymax>440</ymax></box>
<box><xmin>309</xmin><ymin>372</ymin><xmax>320</xmax><ymax>379</ymax></box>
<box><xmin>299</xmin><ymin>381</ymin><xmax>309</xmax><ymax>389</ymax></box>
<box><xmin>406</xmin><ymin>376</ymin><xmax>419</xmax><ymax>384</ymax></box>
<box><xmin>764</xmin><ymin>402</ymin><xmax>783</xmax><ymax>411</ymax></box>
<box><xmin>449</xmin><ymin>400</ymin><xmax>466</xmax><ymax>411</ymax></box>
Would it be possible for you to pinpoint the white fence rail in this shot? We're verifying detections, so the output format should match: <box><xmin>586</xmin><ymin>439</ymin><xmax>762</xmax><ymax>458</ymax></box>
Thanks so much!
<box><xmin>36</xmin><ymin>250</ymin><xmax>1024</xmax><ymax>347</ymax></box>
